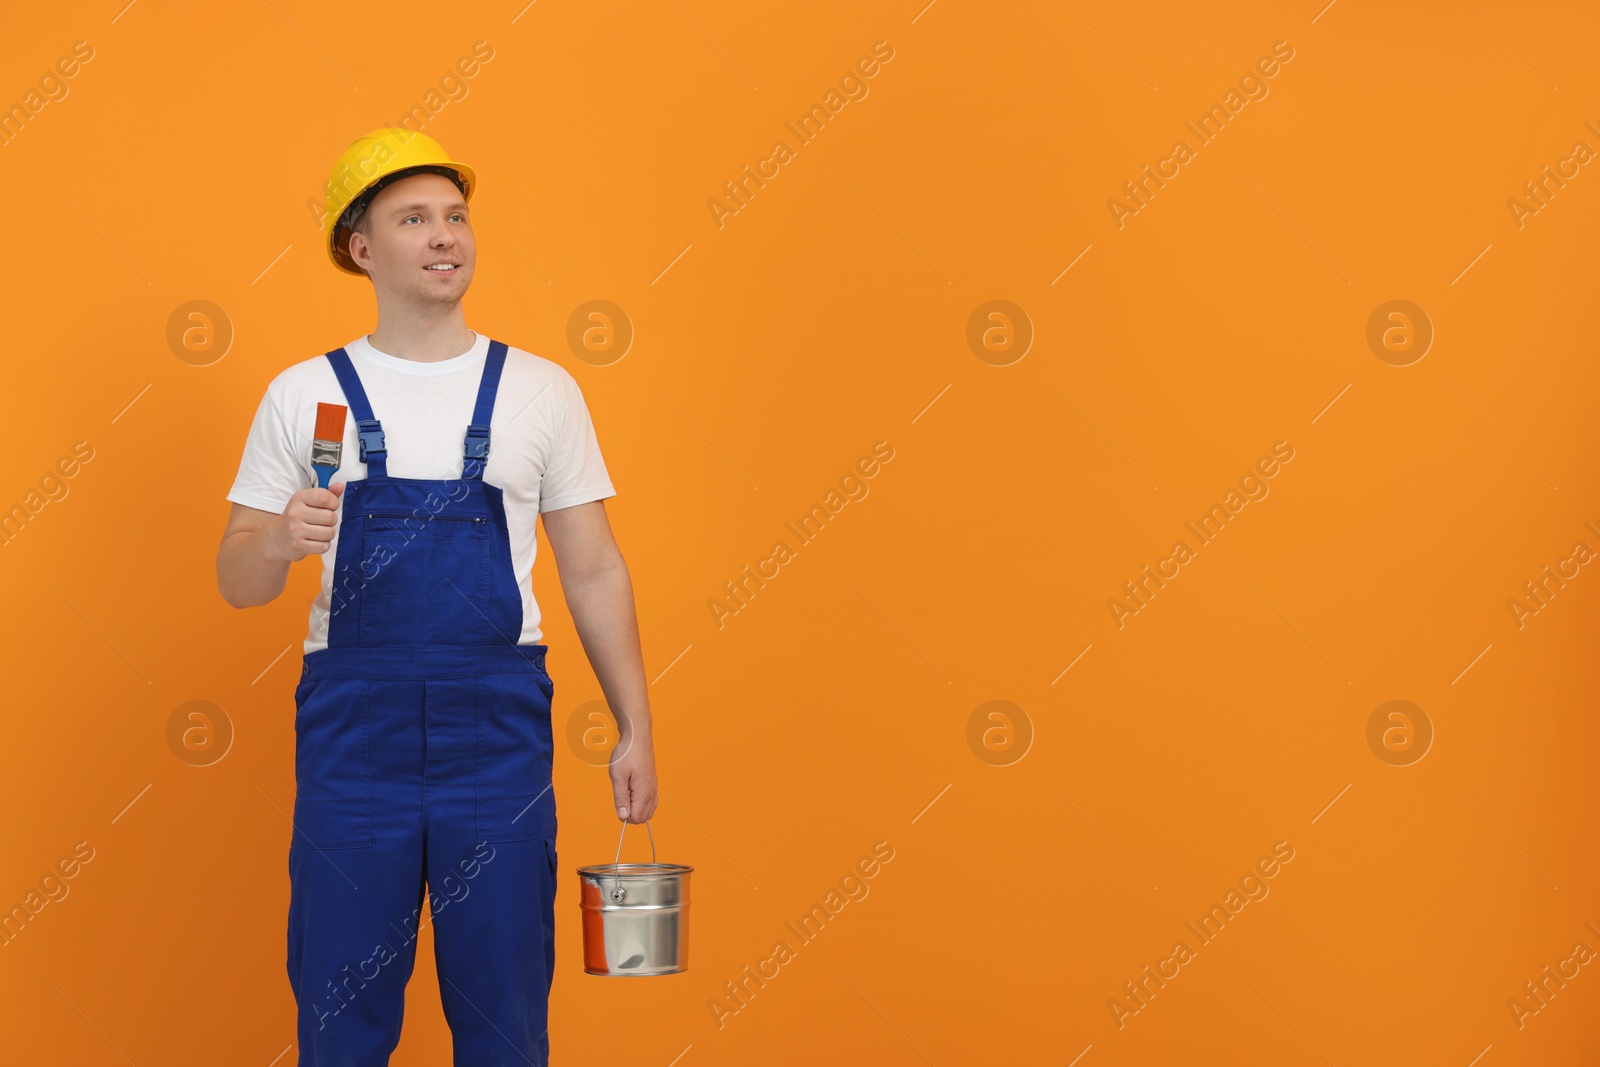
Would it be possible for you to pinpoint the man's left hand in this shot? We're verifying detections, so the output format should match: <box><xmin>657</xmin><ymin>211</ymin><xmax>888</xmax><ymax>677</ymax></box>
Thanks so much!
<box><xmin>610</xmin><ymin>731</ymin><xmax>658</xmax><ymax>823</ymax></box>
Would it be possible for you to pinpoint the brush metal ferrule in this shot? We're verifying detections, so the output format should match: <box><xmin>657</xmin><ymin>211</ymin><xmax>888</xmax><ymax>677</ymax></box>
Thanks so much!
<box><xmin>311</xmin><ymin>440</ymin><xmax>342</xmax><ymax>468</ymax></box>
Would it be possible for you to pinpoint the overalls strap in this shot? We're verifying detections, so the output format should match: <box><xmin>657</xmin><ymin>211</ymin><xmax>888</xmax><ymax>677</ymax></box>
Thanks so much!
<box><xmin>463</xmin><ymin>340</ymin><xmax>509</xmax><ymax>481</ymax></box>
<box><xmin>325</xmin><ymin>339</ymin><xmax>509</xmax><ymax>482</ymax></box>
<box><xmin>324</xmin><ymin>347</ymin><xmax>387</xmax><ymax>479</ymax></box>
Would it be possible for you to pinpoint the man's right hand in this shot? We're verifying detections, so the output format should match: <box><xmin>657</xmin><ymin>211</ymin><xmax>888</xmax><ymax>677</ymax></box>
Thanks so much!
<box><xmin>270</xmin><ymin>482</ymin><xmax>346</xmax><ymax>561</ymax></box>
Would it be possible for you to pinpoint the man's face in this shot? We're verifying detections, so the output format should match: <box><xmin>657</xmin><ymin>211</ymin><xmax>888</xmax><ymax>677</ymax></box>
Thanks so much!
<box><xmin>348</xmin><ymin>172</ymin><xmax>475</xmax><ymax>302</ymax></box>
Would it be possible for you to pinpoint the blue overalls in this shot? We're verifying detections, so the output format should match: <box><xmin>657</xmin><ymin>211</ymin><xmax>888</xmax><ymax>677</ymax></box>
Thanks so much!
<box><xmin>287</xmin><ymin>339</ymin><xmax>559</xmax><ymax>1065</ymax></box>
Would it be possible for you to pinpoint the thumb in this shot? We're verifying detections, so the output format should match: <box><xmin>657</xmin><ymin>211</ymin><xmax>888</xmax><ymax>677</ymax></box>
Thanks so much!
<box><xmin>330</xmin><ymin>480</ymin><xmax>346</xmax><ymax>497</ymax></box>
<box><xmin>613</xmin><ymin>776</ymin><xmax>631</xmax><ymax>821</ymax></box>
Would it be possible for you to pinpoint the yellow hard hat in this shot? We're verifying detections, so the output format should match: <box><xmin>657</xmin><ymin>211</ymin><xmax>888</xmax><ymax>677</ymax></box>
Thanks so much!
<box><xmin>324</xmin><ymin>127</ymin><xmax>477</xmax><ymax>275</ymax></box>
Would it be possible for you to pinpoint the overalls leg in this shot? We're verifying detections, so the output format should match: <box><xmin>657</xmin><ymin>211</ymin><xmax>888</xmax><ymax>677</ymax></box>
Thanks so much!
<box><xmin>287</xmin><ymin>675</ymin><xmax>429</xmax><ymax>1066</ymax></box>
<box><xmin>427</xmin><ymin>668</ymin><xmax>558</xmax><ymax>1066</ymax></box>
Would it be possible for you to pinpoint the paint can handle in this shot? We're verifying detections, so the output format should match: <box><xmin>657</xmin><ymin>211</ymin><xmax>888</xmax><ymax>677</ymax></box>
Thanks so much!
<box><xmin>609</xmin><ymin>819</ymin><xmax>656</xmax><ymax>903</ymax></box>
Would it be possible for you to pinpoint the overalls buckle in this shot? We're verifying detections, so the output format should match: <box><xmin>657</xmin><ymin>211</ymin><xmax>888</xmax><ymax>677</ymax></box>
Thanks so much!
<box><xmin>356</xmin><ymin>419</ymin><xmax>386</xmax><ymax>461</ymax></box>
<box><xmin>464</xmin><ymin>424</ymin><xmax>491</xmax><ymax>459</ymax></box>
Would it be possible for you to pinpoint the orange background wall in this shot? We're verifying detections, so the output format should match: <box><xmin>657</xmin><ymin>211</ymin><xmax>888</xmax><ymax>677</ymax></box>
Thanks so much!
<box><xmin>2</xmin><ymin>1</ymin><xmax>1597</xmax><ymax>1063</ymax></box>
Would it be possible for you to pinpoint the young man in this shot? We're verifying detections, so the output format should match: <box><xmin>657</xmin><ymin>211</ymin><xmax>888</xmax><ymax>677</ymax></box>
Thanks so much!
<box><xmin>215</xmin><ymin>127</ymin><xmax>658</xmax><ymax>1065</ymax></box>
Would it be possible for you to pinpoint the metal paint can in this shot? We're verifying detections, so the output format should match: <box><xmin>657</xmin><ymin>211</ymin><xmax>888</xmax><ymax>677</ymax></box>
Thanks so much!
<box><xmin>577</xmin><ymin>821</ymin><xmax>692</xmax><ymax>976</ymax></box>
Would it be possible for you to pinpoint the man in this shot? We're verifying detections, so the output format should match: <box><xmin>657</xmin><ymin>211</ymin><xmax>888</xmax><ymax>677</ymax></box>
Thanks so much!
<box><xmin>215</xmin><ymin>127</ymin><xmax>658</xmax><ymax>1065</ymax></box>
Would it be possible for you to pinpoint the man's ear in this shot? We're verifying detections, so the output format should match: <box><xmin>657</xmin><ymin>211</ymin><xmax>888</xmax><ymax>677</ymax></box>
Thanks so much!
<box><xmin>353</xmin><ymin>240</ymin><xmax>378</xmax><ymax>281</ymax></box>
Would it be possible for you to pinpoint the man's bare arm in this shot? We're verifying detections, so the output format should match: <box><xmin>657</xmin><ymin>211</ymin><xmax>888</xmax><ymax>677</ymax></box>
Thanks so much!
<box><xmin>216</xmin><ymin>484</ymin><xmax>345</xmax><ymax>608</ymax></box>
<box><xmin>541</xmin><ymin>499</ymin><xmax>658</xmax><ymax>822</ymax></box>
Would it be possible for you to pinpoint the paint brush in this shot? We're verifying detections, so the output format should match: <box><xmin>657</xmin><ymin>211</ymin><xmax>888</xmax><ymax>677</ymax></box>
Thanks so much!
<box><xmin>311</xmin><ymin>402</ymin><xmax>348</xmax><ymax>489</ymax></box>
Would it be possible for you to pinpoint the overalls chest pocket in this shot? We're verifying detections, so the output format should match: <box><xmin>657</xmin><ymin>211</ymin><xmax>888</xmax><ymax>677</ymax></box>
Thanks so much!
<box><xmin>357</xmin><ymin>510</ymin><xmax>494</xmax><ymax>646</ymax></box>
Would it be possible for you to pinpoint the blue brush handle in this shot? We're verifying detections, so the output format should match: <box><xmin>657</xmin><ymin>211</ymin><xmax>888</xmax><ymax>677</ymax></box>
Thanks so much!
<box><xmin>313</xmin><ymin>464</ymin><xmax>335</xmax><ymax>489</ymax></box>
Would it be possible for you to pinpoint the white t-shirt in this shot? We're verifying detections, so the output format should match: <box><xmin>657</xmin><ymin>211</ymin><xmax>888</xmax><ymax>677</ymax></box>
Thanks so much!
<box><xmin>226</xmin><ymin>331</ymin><xmax>616</xmax><ymax>653</ymax></box>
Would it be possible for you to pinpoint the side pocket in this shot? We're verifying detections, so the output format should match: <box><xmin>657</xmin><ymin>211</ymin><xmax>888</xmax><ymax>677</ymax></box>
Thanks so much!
<box><xmin>542</xmin><ymin>835</ymin><xmax>558</xmax><ymax>988</ymax></box>
<box><xmin>475</xmin><ymin>672</ymin><xmax>555</xmax><ymax>842</ymax></box>
<box><xmin>291</xmin><ymin>678</ymin><xmax>373</xmax><ymax>850</ymax></box>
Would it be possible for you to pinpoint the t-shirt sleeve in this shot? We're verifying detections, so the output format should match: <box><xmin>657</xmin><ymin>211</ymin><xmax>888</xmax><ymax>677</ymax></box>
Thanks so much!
<box><xmin>538</xmin><ymin>372</ymin><xmax>616</xmax><ymax>514</ymax></box>
<box><xmin>226</xmin><ymin>376</ymin><xmax>311</xmax><ymax>515</ymax></box>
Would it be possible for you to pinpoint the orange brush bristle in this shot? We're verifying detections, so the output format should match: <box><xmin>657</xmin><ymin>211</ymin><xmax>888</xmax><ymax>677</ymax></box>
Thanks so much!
<box><xmin>314</xmin><ymin>402</ymin><xmax>347</xmax><ymax>442</ymax></box>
